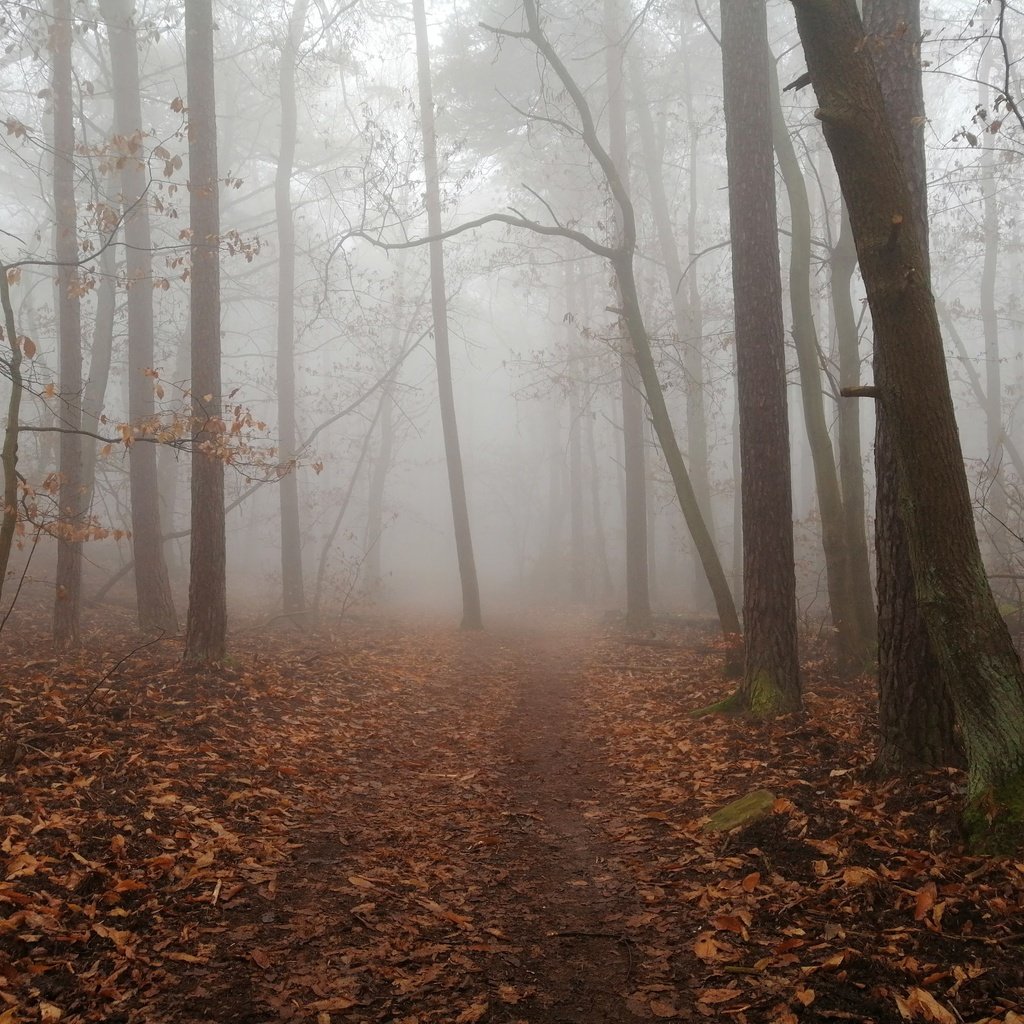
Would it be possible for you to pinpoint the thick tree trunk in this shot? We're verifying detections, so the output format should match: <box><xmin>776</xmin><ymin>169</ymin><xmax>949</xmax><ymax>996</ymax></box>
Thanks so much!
<box><xmin>862</xmin><ymin>0</ymin><xmax>958</xmax><ymax>772</ymax></box>
<box><xmin>276</xmin><ymin>0</ymin><xmax>309</xmax><ymax>619</ymax></box>
<box><xmin>102</xmin><ymin>0</ymin><xmax>178</xmax><ymax>634</ymax></box>
<box><xmin>722</xmin><ymin>0</ymin><xmax>800</xmax><ymax>713</ymax></box>
<box><xmin>793</xmin><ymin>0</ymin><xmax>1024</xmax><ymax>850</ymax></box>
<box><xmin>52</xmin><ymin>0</ymin><xmax>84</xmax><ymax>649</ymax></box>
<box><xmin>183</xmin><ymin>0</ymin><xmax>227</xmax><ymax>665</ymax></box>
<box><xmin>412</xmin><ymin>0</ymin><xmax>482</xmax><ymax>630</ymax></box>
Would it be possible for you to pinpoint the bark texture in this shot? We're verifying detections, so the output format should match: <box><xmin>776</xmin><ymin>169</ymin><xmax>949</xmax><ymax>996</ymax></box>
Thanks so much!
<box><xmin>183</xmin><ymin>0</ymin><xmax>228</xmax><ymax>665</ymax></box>
<box><xmin>102</xmin><ymin>0</ymin><xmax>178</xmax><ymax>634</ymax></box>
<box><xmin>793</xmin><ymin>0</ymin><xmax>1024</xmax><ymax>850</ymax></box>
<box><xmin>722</xmin><ymin>0</ymin><xmax>800</xmax><ymax>713</ymax></box>
<box><xmin>52</xmin><ymin>0</ymin><xmax>84</xmax><ymax>648</ymax></box>
<box><xmin>862</xmin><ymin>0</ymin><xmax>958</xmax><ymax>772</ymax></box>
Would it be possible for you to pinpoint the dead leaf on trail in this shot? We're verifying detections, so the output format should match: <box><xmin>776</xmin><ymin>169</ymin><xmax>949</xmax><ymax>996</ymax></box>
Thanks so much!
<box><xmin>649</xmin><ymin>997</ymin><xmax>681</xmax><ymax>1018</ymax></box>
<box><xmin>39</xmin><ymin>1003</ymin><xmax>62</xmax><ymax>1022</ymax></box>
<box><xmin>694</xmin><ymin>932</ymin><xmax>722</xmax><ymax>962</ymax></box>
<box><xmin>914</xmin><ymin>881</ymin><xmax>937</xmax><ymax>921</ymax></box>
<box><xmin>741</xmin><ymin>871</ymin><xmax>760</xmax><ymax>892</ymax></box>
<box><xmin>842</xmin><ymin>866</ymin><xmax>879</xmax><ymax>886</ymax></box>
<box><xmin>309</xmin><ymin>997</ymin><xmax>357</xmax><ymax>1011</ymax></box>
<box><xmin>454</xmin><ymin>1001</ymin><xmax>488</xmax><ymax>1023</ymax></box>
<box><xmin>897</xmin><ymin>988</ymin><xmax>957</xmax><ymax>1024</ymax></box>
<box><xmin>347</xmin><ymin>874</ymin><xmax>375</xmax><ymax>890</ymax></box>
<box><xmin>250</xmin><ymin>947</ymin><xmax>273</xmax><ymax>969</ymax></box>
<box><xmin>697</xmin><ymin>987</ymin><xmax>741</xmax><ymax>1005</ymax></box>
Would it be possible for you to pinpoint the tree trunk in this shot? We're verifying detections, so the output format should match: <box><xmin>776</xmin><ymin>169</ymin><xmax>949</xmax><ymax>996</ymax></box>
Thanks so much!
<box><xmin>606</xmin><ymin>0</ymin><xmax>650</xmax><ymax>630</ymax></box>
<box><xmin>102</xmin><ymin>0</ymin><xmax>178</xmax><ymax>634</ymax></box>
<box><xmin>793</xmin><ymin>0</ymin><xmax>1024</xmax><ymax>851</ymax></box>
<box><xmin>770</xmin><ymin>56</ymin><xmax>871</xmax><ymax>676</ymax></box>
<box><xmin>630</xmin><ymin>49</ymin><xmax>715</xmax><ymax>616</ymax></box>
<box><xmin>830</xmin><ymin>204</ymin><xmax>876</xmax><ymax>648</ymax></box>
<box><xmin>862</xmin><ymin>0</ymin><xmax>959</xmax><ymax>772</ymax></box>
<box><xmin>412</xmin><ymin>0</ymin><xmax>482</xmax><ymax>630</ymax></box>
<box><xmin>566</xmin><ymin>262</ymin><xmax>586</xmax><ymax>603</ymax></box>
<box><xmin>722</xmin><ymin>0</ymin><xmax>800</xmax><ymax>713</ymax></box>
<box><xmin>52</xmin><ymin>0</ymin><xmax>85</xmax><ymax>649</ymax></box>
<box><xmin>276</xmin><ymin>0</ymin><xmax>309</xmax><ymax>619</ymax></box>
<box><xmin>183</xmin><ymin>0</ymin><xmax>227</xmax><ymax>665</ymax></box>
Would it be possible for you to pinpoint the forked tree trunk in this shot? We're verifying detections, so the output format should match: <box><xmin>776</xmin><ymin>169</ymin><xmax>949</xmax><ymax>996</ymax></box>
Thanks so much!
<box><xmin>721</xmin><ymin>0</ymin><xmax>800</xmax><ymax>713</ymax></box>
<box><xmin>183</xmin><ymin>0</ymin><xmax>227</xmax><ymax>665</ymax></box>
<box><xmin>102</xmin><ymin>0</ymin><xmax>178</xmax><ymax>634</ymax></box>
<box><xmin>793</xmin><ymin>0</ymin><xmax>1024</xmax><ymax>851</ymax></box>
<box><xmin>861</xmin><ymin>0</ymin><xmax>959</xmax><ymax>772</ymax></box>
<box><xmin>275</xmin><ymin>0</ymin><xmax>310</xmax><ymax>619</ymax></box>
<box><xmin>412</xmin><ymin>0</ymin><xmax>482</xmax><ymax>630</ymax></box>
<box><xmin>52</xmin><ymin>0</ymin><xmax>85</xmax><ymax>649</ymax></box>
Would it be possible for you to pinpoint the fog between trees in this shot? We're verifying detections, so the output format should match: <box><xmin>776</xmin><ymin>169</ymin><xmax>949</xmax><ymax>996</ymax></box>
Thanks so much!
<box><xmin>2</xmin><ymin>0</ymin><xmax>1024</xmax><ymax>783</ymax></box>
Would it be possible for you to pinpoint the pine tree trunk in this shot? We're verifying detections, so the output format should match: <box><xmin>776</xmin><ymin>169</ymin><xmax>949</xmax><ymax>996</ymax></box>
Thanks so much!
<box><xmin>722</xmin><ymin>0</ymin><xmax>800</xmax><ymax>713</ymax></box>
<box><xmin>183</xmin><ymin>0</ymin><xmax>227</xmax><ymax>665</ymax></box>
<box><xmin>861</xmin><ymin>0</ymin><xmax>959</xmax><ymax>771</ymax></box>
<box><xmin>793</xmin><ymin>0</ymin><xmax>1024</xmax><ymax>850</ymax></box>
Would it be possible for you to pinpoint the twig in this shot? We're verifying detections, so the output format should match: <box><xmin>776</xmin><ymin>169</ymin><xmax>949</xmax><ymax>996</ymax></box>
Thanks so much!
<box><xmin>76</xmin><ymin>631</ymin><xmax>177</xmax><ymax>708</ymax></box>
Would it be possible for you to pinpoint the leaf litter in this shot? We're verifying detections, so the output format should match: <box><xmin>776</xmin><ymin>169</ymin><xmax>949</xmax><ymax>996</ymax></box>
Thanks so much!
<box><xmin>0</xmin><ymin>613</ymin><xmax>1019</xmax><ymax>1023</ymax></box>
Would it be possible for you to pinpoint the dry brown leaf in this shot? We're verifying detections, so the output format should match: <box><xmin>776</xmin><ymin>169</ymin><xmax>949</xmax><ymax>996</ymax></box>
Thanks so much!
<box><xmin>250</xmin><ymin>948</ymin><xmax>273</xmax><ymax>970</ymax></box>
<box><xmin>649</xmin><ymin>998</ymin><xmax>680</xmax><ymax>1018</ymax></box>
<box><xmin>454</xmin><ymin>1001</ymin><xmax>488</xmax><ymax>1023</ymax></box>
<box><xmin>914</xmin><ymin>882</ymin><xmax>937</xmax><ymax>921</ymax></box>
<box><xmin>903</xmin><ymin>988</ymin><xmax>956</xmax><ymax>1024</ymax></box>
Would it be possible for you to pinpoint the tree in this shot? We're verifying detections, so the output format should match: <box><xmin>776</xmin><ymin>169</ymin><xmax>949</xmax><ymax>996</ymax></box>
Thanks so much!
<box><xmin>606</xmin><ymin>0</ymin><xmax>650</xmax><ymax>630</ymax></box>
<box><xmin>770</xmin><ymin>56</ymin><xmax>872</xmax><ymax>676</ymax></box>
<box><xmin>183</xmin><ymin>0</ymin><xmax>227</xmax><ymax>665</ymax></box>
<box><xmin>275</xmin><ymin>0</ymin><xmax>310</xmax><ymax>621</ymax></box>
<box><xmin>101</xmin><ymin>0</ymin><xmax>178</xmax><ymax>635</ymax></box>
<box><xmin>721</xmin><ymin>0</ymin><xmax>800</xmax><ymax>713</ymax></box>
<box><xmin>792</xmin><ymin>0</ymin><xmax>1024</xmax><ymax>850</ymax></box>
<box><xmin>861</xmin><ymin>0</ymin><xmax>958</xmax><ymax>772</ymax></box>
<box><xmin>51</xmin><ymin>0</ymin><xmax>85</xmax><ymax>648</ymax></box>
<box><xmin>412</xmin><ymin>0</ymin><xmax>483</xmax><ymax>631</ymax></box>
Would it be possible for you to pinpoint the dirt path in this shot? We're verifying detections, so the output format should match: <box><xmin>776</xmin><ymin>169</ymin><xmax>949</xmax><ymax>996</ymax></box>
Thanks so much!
<box><xmin>478</xmin><ymin>626</ymin><xmax>647</xmax><ymax>1023</ymax></box>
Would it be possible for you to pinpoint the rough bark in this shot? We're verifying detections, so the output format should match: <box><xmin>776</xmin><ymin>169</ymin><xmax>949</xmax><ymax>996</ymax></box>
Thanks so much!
<box><xmin>102</xmin><ymin>0</ymin><xmax>178</xmax><ymax>634</ymax></box>
<box><xmin>275</xmin><ymin>0</ymin><xmax>309</xmax><ymax>619</ymax></box>
<box><xmin>183</xmin><ymin>0</ymin><xmax>228</xmax><ymax>665</ymax></box>
<box><xmin>412</xmin><ymin>0</ymin><xmax>483</xmax><ymax>630</ymax></box>
<box><xmin>862</xmin><ymin>0</ymin><xmax>959</xmax><ymax>772</ymax></box>
<box><xmin>793</xmin><ymin>0</ymin><xmax>1024</xmax><ymax>851</ymax></box>
<box><xmin>722</xmin><ymin>0</ymin><xmax>800</xmax><ymax>713</ymax></box>
<box><xmin>770</xmin><ymin>56</ymin><xmax>870</xmax><ymax>675</ymax></box>
<box><xmin>52</xmin><ymin>0</ymin><xmax>85</xmax><ymax>649</ymax></box>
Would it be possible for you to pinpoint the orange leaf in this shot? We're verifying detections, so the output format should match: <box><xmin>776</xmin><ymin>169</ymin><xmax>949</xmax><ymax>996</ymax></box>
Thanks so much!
<box><xmin>741</xmin><ymin>871</ymin><xmax>760</xmax><ymax>892</ymax></box>
<box><xmin>250</xmin><ymin>948</ymin><xmax>273</xmax><ymax>969</ymax></box>
<box><xmin>914</xmin><ymin>882</ymin><xmax>936</xmax><ymax>921</ymax></box>
<box><xmin>455</xmin><ymin>1002</ymin><xmax>488</xmax><ymax>1023</ymax></box>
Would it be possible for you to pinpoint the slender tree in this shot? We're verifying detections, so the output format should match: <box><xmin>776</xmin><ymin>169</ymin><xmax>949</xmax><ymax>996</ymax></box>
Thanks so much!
<box><xmin>792</xmin><ymin>0</ymin><xmax>1024</xmax><ymax>849</ymax></box>
<box><xmin>412</xmin><ymin>0</ymin><xmax>483</xmax><ymax>630</ymax></box>
<box><xmin>52</xmin><ymin>0</ymin><xmax>85</xmax><ymax>648</ymax></box>
<box><xmin>101</xmin><ymin>0</ymin><xmax>178</xmax><ymax>634</ymax></box>
<box><xmin>183</xmin><ymin>0</ymin><xmax>227</xmax><ymax>664</ymax></box>
<box><xmin>275</xmin><ymin>0</ymin><xmax>310</xmax><ymax>620</ymax></box>
<box><xmin>721</xmin><ymin>0</ymin><xmax>800</xmax><ymax>713</ymax></box>
<box><xmin>607</xmin><ymin>0</ymin><xmax>650</xmax><ymax>630</ymax></box>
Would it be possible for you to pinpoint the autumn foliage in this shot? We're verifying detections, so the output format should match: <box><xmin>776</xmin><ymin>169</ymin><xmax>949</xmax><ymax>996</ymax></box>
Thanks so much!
<box><xmin>0</xmin><ymin>614</ymin><xmax>1020</xmax><ymax>1023</ymax></box>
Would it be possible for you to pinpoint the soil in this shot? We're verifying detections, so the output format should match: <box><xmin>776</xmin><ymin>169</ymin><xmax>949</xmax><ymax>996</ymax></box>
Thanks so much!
<box><xmin>1</xmin><ymin>612</ymin><xmax>1022</xmax><ymax>1024</ymax></box>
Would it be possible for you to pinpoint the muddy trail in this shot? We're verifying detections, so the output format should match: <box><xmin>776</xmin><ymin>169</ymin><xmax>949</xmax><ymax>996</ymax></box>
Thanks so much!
<box><xmin>1</xmin><ymin>615</ymin><xmax>1021</xmax><ymax>1024</ymax></box>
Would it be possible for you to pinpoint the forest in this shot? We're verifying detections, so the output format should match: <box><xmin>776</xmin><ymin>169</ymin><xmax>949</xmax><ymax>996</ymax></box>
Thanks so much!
<box><xmin>0</xmin><ymin>0</ymin><xmax>1023</xmax><ymax>1021</ymax></box>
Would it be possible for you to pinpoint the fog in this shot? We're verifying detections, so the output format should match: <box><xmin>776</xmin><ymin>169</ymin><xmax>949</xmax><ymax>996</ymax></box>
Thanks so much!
<box><xmin>0</xmin><ymin>0</ymin><xmax>1021</xmax><ymax>647</ymax></box>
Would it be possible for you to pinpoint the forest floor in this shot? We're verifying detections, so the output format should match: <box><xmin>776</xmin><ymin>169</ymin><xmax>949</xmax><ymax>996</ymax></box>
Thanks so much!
<box><xmin>0</xmin><ymin>611</ymin><xmax>1022</xmax><ymax>1024</ymax></box>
